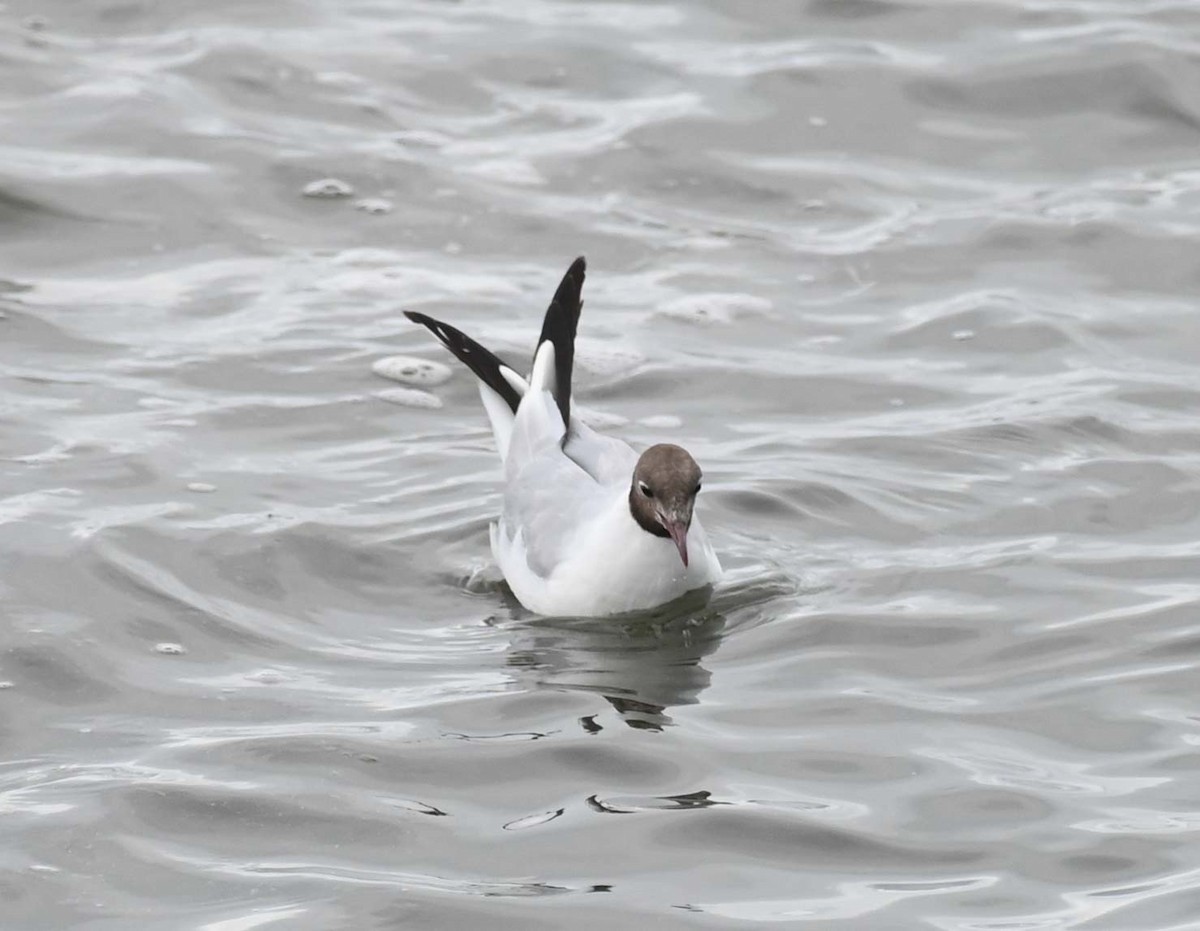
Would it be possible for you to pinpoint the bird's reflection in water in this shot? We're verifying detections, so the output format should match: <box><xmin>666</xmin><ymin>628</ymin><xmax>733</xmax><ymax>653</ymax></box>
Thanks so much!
<box><xmin>501</xmin><ymin>592</ymin><xmax>726</xmax><ymax>732</ymax></box>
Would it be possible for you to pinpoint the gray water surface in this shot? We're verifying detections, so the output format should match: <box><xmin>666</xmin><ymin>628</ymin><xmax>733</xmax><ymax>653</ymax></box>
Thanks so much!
<box><xmin>4</xmin><ymin>1</ymin><xmax>1200</xmax><ymax>928</ymax></box>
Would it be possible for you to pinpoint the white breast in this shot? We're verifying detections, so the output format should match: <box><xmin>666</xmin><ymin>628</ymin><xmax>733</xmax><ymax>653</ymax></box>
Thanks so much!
<box><xmin>492</xmin><ymin>488</ymin><xmax>722</xmax><ymax>617</ymax></box>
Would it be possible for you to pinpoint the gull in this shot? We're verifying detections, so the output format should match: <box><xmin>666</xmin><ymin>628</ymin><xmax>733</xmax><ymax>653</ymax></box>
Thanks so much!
<box><xmin>405</xmin><ymin>256</ymin><xmax>721</xmax><ymax>617</ymax></box>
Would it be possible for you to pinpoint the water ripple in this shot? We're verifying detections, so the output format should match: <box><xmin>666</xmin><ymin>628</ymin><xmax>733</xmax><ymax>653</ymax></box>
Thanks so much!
<box><xmin>4</xmin><ymin>0</ymin><xmax>1200</xmax><ymax>927</ymax></box>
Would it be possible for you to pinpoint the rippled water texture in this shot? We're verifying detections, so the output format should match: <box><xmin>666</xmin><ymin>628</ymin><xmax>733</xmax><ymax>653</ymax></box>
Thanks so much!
<box><xmin>4</xmin><ymin>0</ymin><xmax>1200</xmax><ymax>928</ymax></box>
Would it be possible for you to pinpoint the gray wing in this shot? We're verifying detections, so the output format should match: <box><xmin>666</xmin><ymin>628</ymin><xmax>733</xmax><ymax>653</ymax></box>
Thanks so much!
<box><xmin>563</xmin><ymin>418</ymin><xmax>637</xmax><ymax>484</ymax></box>
<box><xmin>499</xmin><ymin>389</ymin><xmax>637</xmax><ymax>578</ymax></box>
<box><xmin>500</xmin><ymin>447</ymin><xmax>611</xmax><ymax>577</ymax></box>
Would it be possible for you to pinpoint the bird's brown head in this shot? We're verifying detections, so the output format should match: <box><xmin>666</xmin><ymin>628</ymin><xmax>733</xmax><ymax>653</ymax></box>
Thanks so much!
<box><xmin>628</xmin><ymin>443</ymin><xmax>703</xmax><ymax>566</ymax></box>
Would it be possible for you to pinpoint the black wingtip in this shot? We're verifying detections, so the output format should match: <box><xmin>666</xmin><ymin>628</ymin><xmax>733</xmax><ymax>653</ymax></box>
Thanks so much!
<box><xmin>536</xmin><ymin>257</ymin><xmax>587</xmax><ymax>427</ymax></box>
<box><xmin>403</xmin><ymin>310</ymin><xmax>522</xmax><ymax>413</ymax></box>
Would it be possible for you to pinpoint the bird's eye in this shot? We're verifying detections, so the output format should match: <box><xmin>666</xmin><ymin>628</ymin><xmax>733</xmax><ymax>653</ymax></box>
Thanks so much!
<box><xmin>639</xmin><ymin>482</ymin><xmax>654</xmax><ymax>498</ymax></box>
<box><xmin>694</xmin><ymin>483</ymin><xmax>702</xmax><ymax>494</ymax></box>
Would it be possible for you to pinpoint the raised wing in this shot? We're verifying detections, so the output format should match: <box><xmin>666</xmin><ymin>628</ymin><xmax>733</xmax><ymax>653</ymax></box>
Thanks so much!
<box><xmin>534</xmin><ymin>256</ymin><xmax>586</xmax><ymax>428</ymax></box>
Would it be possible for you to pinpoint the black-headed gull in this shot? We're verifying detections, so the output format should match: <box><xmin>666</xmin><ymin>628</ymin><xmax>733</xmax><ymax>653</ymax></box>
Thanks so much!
<box><xmin>406</xmin><ymin>257</ymin><xmax>721</xmax><ymax>616</ymax></box>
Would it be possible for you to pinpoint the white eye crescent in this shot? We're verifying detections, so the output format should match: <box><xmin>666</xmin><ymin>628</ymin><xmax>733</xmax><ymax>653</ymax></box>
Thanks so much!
<box><xmin>638</xmin><ymin>481</ymin><xmax>653</xmax><ymax>498</ymax></box>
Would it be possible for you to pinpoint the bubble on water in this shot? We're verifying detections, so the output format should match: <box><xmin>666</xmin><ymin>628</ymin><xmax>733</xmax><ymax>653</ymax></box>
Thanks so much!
<box><xmin>372</xmin><ymin>355</ymin><xmax>452</xmax><ymax>387</ymax></box>
<box><xmin>953</xmin><ymin>329</ymin><xmax>976</xmax><ymax>341</ymax></box>
<box><xmin>354</xmin><ymin>198</ymin><xmax>393</xmax><ymax>215</ymax></box>
<box><xmin>640</xmin><ymin>414</ymin><xmax>682</xmax><ymax>429</ymax></box>
<box><xmin>155</xmin><ymin>642</ymin><xmax>186</xmax><ymax>655</ymax></box>
<box><xmin>303</xmin><ymin>178</ymin><xmax>354</xmax><ymax>199</ymax></box>
<box><xmin>377</xmin><ymin>387</ymin><xmax>443</xmax><ymax>409</ymax></box>
<box><xmin>0</xmin><ymin>681</ymin><xmax>14</xmax><ymax>690</ymax></box>
<box><xmin>186</xmin><ymin>482</ymin><xmax>217</xmax><ymax>493</ymax></box>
